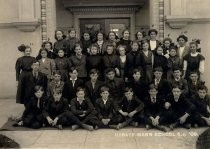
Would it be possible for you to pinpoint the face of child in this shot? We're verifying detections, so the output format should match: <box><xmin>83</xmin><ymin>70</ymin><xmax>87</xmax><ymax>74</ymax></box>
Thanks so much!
<box><xmin>178</xmin><ymin>38</ymin><xmax>186</xmax><ymax>47</ymax></box>
<box><xmin>54</xmin><ymin>74</ymin><xmax>61</xmax><ymax>82</ymax></box>
<box><xmin>97</xmin><ymin>33</ymin><xmax>103</xmax><ymax>41</ymax></box>
<box><xmin>44</xmin><ymin>43</ymin><xmax>51</xmax><ymax>51</ymax></box>
<box><xmin>198</xmin><ymin>89</ymin><xmax>207</xmax><ymax>99</ymax></box>
<box><xmin>164</xmin><ymin>40</ymin><xmax>171</xmax><ymax>48</ymax></box>
<box><xmin>74</xmin><ymin>46</ymin><xmax>82</xmax><ymax>55</ymax></box>
<box><xmin>69</xmin><ymin>30</ymin><xmax>76</xmax><ymax>38</ymax></box>
<box><xmin>142</xmin><ymin>42</ymin><xmax>149</xmax><ymax>51</ymax></box>
<box><xmin>70</xmin><ymin>70</ymin><xmax>78</xmax><ymax>79</ymax></box>
<box><xmin>154</xmin><ymin>71</ymin><xmax>162</xmax><ymax>80</ymax></box>
<box><xmin>137</xmin><ymin>32</ymin><xmax>143</xmax><ymax>40</ymax></box>
<box><xmin>24</xmin><ymin>48</ymin><xmax>31</xmax><ymax>56</ymax></box>
<box><xmin>169</xmin><ymin>49</ymin><xmax>177</xmax><ymax>57</ymax></box>
<box><xmin>123</xmin><ymin>31</ymin><xmax>129</xmax><ymax>39</ymax></box>
<box><xmin>35</xmin><ymin>90</ymin><xmax>44</xmax><ymax>99</ymax></box>
<box><xmin>172</xmin><ymin>88</ymin><xmax>181</xmax><ymax>101</ymax></box>
<box><xmin>56</xmin><ymin>31</ymin><xmax>63</xmax><ymax>40</ymax></box>
<box><xmin>77</xmin><ymin>90</ymin><xmax>85</xmax><ymax>99</ymax></box>
<box><xmin>53</xmin><ymin>93</ymin><xmax>62</xmax><ymax>101</ymax></box>
<box><xmin>90</xmin><ymin>47</ymin><xmax>98</xmax><ymax>55</ymax></box>
<box><xmin>31</xmin><ymin>62</ymin><xmax>39</xmax><ymax>72</ymax></box>
<box><xmin>109</xmin><ymin>33</ymin><xmax>116</xmax><ymax>41</ymax></box>
<box><xmin>124</xmin><ymin>91</ymin><xmax>133</xmax><ymax>100</ymax></box>
<box><xmin>173</xmin><ymin>70</ymin><xmax>181</xmax><ymax>79</ymax></box>
<box><xmin>101</xmin><ymin>91</ymin><xmax>109</xmax><ymax>99</ymax></box>
<box><xmin>106</xmin><ymin>71</ymin><xmax>115</xmax><ymax>80</ymax></box>
<box><xmin>84</xmin><ymin>33</ymin><xmax>90</xmax><ymax>40</ymax></box>
<box><xmin>156</xmin><ymin>47</ymin><xmax>163</xmax><ymax>55</ymax></box>
<box><xmin>132</xmin><ymin>43</ymin><xmax>139</xmax><ymax>51</ymax></box>
<box><xmin>133</xmin><ymin>72</ymin><xmax>141</xmax><ymax>81</ymax></box>
<box><xmin>190</xmin><ymin>74</ymin><xmax>198</xmax><ymax>82</ymax></box>
<box><xmin>90</xmin><ymin>73</ymin><xmax>98</xmax><ymax>82</ymax></box>
<box><xmin>150</xmin><ymin>32</ymin><xmax>157</xmax><ymax>40</ymax></box>
<box><xmin>106</xmin><ymin>46</ymin><xmax>114</xmax><ymax>55</ymax></box>
<box><xmin>190</xmin><ymin>44</ymin><xmax>197</xmax><ymax>53</ymax></box>
<box><xmin>41</xmin><ymin>50</ymin><xmax>47</xmax><ymax>58</ymax></box>
<box><xmin>58</xmin><ymin>50</ymin><xmax>64</xmax><ymax>57</ymax></box>
<box><xmin>149</xmin><ymin>89</ymin><xmax>158</xmax><ymax>97</ymax></box>
<box><xmin>119</xmin><ymin>47</ymin><xmax>126</xmax><ymax>56</ymax></box>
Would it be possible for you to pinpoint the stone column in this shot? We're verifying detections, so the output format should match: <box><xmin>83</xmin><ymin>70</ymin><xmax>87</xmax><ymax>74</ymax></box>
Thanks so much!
<box><xmin>159</xmin><ymin>0</ymin><xmax>164</xmax><ymax>41</ymax></box>
<box><xmin>46</xmin><ymin>0</ymin><xmax>57</xmax><ymax>43</ymax></box>
<box><xmin>149</xmin><ymin>0</ymin><xmax>159</xmax><ymax>38</ymax></box>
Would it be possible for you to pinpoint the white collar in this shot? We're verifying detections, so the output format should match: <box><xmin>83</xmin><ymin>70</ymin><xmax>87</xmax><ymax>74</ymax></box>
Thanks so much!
<box><xmin>70</xmin><ymin>77</ymin><xmax>77</xmax><ymax>81</ymax></box>
<box><xmin>77</xmin><ymin>98</ymin><xmax>85</xmax><ymax>102</ymax></box>
<box><xmin>190</xmin><ymin>52</ymin><xmax>198</xmax><ymax>57</ymax></box>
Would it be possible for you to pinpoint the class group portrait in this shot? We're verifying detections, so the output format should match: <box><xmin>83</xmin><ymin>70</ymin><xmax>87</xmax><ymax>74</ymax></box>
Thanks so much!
<box><xmin>14</xmin><ymin>28</ymin><xmax>210</xmax><ymax>132</ymax></box>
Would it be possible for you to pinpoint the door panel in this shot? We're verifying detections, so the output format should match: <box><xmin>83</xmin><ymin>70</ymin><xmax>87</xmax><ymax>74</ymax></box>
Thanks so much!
<box><xmin>80</xmin><ymin>18</ymin><xmax>130</xmax><ymax>39</ymax></box>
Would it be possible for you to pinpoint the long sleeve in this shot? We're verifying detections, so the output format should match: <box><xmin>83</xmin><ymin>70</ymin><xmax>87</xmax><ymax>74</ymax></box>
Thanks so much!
<box><xmin>183</xmin><ymin>60</ymin><xmax>187</xmax><ymax>71</ymax></box>
<box><xmin>70</xmin><ymin>99</ymin><xmax>83</xmax><ymax>115</ymax></box>
<box><xmin>199</xmin><ymin>60</ymin><xmax>205</xmax><ymax>74</ymax></box>
<box><xmin>135</xmin><ymin>98</ymin><xmax>144</xmax><ymax>112</ymax></box>
<box><xmin>15</xmin><ymin>58</ymin><xmax>22</xmax><ymax>81</ymax></box>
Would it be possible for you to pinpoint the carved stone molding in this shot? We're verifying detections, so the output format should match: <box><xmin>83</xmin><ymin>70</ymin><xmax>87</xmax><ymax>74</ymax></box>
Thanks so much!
<box><xmin>13</xmin><ymin>19</ymin><xmax>40</xmax><ymax>32</ymax></box>
<box><xmin>165</xmin><ymin>16</ymin><xmax>210</xmax><ymax>29</ymax></box>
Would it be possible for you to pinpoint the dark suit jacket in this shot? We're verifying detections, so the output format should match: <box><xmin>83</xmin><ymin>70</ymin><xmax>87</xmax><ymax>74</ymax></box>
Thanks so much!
<box><xmin>169</xmin><ymin>78</ymin><xmax>189</xmax><ymax>95</ymax></box>
<box><xmin>95</xmin><ymin>98</ymin><xmax>115</xmax><ymax>120</ymax></box>
<box><xmin>85</xmin><ymin>80</ymin><xmax>104</xmax><ymax>104</ymax></box>
<box><xmin>63</xmin><ymin>78</ymin><xmax>84</xmax><ymax>102</ymax></box>
<box><xmin>115</xmin><ymin>96</ymin><xmax>144</xmax><ymax>114</ymax></box>
<box><xmin>43</xmin><ymin>97</ymin><xmax>69</xmax><ymax>119</ymax></box>
<box><xmin>166</xmin><ymin>94</ymin><xmax>195</xmax><ymax>116</ymax></box>
<box><xmin>70</xmin><ymin>98</ymin><xmax>94</xmax><ymax>117</ymax></box>
<box><xmin>151</xmin><ymin>78</ymin><xmax>172</xmax><ymax>99</ymax></box>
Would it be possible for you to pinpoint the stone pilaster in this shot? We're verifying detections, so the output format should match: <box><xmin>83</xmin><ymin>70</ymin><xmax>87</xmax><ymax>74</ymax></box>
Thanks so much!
<box><xmin>149</xmin><ymin>0</ymin><xmax>159</xmax><ymax>38</ymax></box>
<box><xmin>159</xmin><ymin>0</ymin><xmax>164</xmax><ymax>41</ymax></box>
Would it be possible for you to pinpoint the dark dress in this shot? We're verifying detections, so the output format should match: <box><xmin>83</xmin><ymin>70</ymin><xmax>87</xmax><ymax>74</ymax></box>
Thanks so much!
<box><xmin>86</xmin><ymin>55</ymin><xmax>103</xmax><ymax>77</ymax></box>
<box><xmin>167</xmin><ymin>55</ymin><xmax>181</xmax><ymax>81</ymax></box>
<box><xmin>137</xmin><ymin>51</ymin><xmax>153</xmax><ymax>84</ymax></box>
<box><xmin>66</xmin><ymin>37</ymin><xmax>80</xmax><ymax>57</ymax></box>
<box><xmin>81</xmin><ymin>39</ymin><xmax>92</xmax><ymax>55</ymax></box>
<box><xmin>103</xmin><ymin>54</ymin><xmax>120</xmax><ymax>72</ymax></box>
<box><xmin>183</xmin><ymin>53</ymin><xmax>205</xmax><ymax>80</ymax></box>
<box><xmin>53</xmin><ymin>39</ymin><xmax>69</xmax><ymax>56</ymax></box>
<box><xmin>54</xmin><ymin>57</ymin><xmax>71</xmax><ymax>81</ymax></box>
<box><xmin>117</xmin><ymin>38</ymin><xmax>132</xmax><ymax>53</ymax></box>
<box><xmin>125</xmin><ymin>51</ymin><xmax>140</xmax><ymax>79</ymax></box>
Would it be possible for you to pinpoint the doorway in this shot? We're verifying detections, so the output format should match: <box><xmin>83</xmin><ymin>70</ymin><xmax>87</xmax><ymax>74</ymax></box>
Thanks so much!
<box><xmin>80</xmin><ymin>18</ymin><xmax>130</xmax><ymax>40</ymax></box>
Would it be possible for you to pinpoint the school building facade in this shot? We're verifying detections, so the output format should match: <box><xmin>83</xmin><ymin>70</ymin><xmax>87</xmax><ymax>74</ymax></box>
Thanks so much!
<box><xmin>0</xmin><ymin>0</ymin><xmax>210</xmax><ymax>98</ymax></box>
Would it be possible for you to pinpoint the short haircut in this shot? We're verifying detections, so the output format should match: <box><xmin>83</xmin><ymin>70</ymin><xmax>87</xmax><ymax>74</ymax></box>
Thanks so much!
<box><xmin>76</xmin><ymin>87</ymin><xmax>85</xmax><ymax>93</ymax></box>
<box><xmin>90</xmin><ymin>43</ymin><xmax>99</xmax><ymax>51</ymax></box>
<box><xmin>153</xmin><ymin>67</ymin><xmax>163</xmax><ymax>72</ymax></box>
<box><xmin>131</xmin><ymin>40</ymin><xmax>139</xmax><ymax>46</ymax></box>
<box><xmin>148</xmin><ymin>29</ymin><xmax>158</xmax><ymax>36</ymax></box>
<box><xmin>53</xmin><ymin>70</ymin><xmax>62</xmax><ymax>76</ymax></box>
<box><xmin>105</xmin><ymin>68</ymin><xmax>115</xmax><ymax>74</ymax></box>
<box><xmin>106</xmin><ymin>44</ymin><xmax>114</xmax><ymax>49</ymax></box>
<box><xmin>100</xmin><ymin>86</ymin><xmax>109</xmax><ymax>93</ymax></box>
<box><xmin>34</xmin><ymin>85</ymin><xmax>44</xmax><ymax>92</ymax></box>
<box><xmin>198</xmin><ymin>85</ymin><xmax>208</xmax><ymax>92</ymax></box>
<box><xmin>190</xmin><ymin>71</ymin><xmax>198</xmax><ymax>76</ymax></box>
<box><xmin>148</xmin><ymin>84</ymin><xmax>157</xmax><ymax>91</ymax></box>
<box><xmin>173</xmin><ymin>67</ymin><xmax>182</xmax><ymax>72</ymax></box>
<box><xmin>39</xmin><ymin>48</ymin><xmax>48</xmax><ymax>54</ymax></box>
<box><xmin>172</xmin><ymin>85</ymin><xmax>182</xmax><ymax>90</ymax></box>
<box><xmin>132</xmin><ymin>68</ymin><xmax>142</xmax><ymax>75</ymax></box>
<box><xmin>69</xmin><ymin>67</ymin><xmax>78</xmax><ymax>73</ymax></box>
<box><xmin>177</xmin><ymin>35</ymin><xmax>188</xmax><ymax>42</ymax></box>
<box><xmin>53</xmin><ymin>88</ymin><xmax>62</xmax><ymax>95</ymax></box>
<box><xmin>123</xmin><ymin>86</ymin><xmax>133</xmax><ymax>93</ymax></box>
<box><xmin>89</xmin><ymin>68</ymin><xmax>99</xmax><ymax>75</ymax></box>
<box><xmin>189</xmin><ymin>41</ymin><xmax>198</xmax><ymax>47</ymax></box>
<box><xmin>141</xmin><ymin>40</ymin><xmax>149</xmax><ymax>45</ymax></box>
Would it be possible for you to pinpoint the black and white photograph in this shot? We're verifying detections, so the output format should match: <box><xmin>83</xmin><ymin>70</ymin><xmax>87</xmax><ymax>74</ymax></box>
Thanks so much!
<box><xmin>0</xmin><ymin>0</ymin><xmax>210</xmax><ymax>148</ymax></box>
